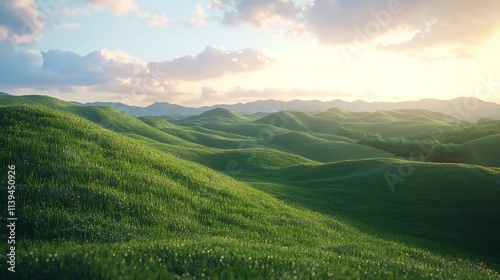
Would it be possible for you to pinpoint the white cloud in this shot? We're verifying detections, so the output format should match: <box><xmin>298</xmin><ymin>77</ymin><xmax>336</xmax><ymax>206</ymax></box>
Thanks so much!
<box><xmin>0</xmin><ymin>0</ymin><xmax>45</xmax><ymax>44</ymax></box>
<box><xmin>184</xmin><ymin>4</ymin><xmax>209</xmax><ymax>27</ymax></box>
<box><xmin>211</xmin><ymin>0</ymin><xmax>500</xmax><ymax>57</ymax></box>
<box><xmin>81</xmin><ymin>0</ymin><xmax>171</xmax><ymax>28</ymax></box>
<box><xmin>217</xmin><ymin>0</ymin><xmax>304</xmax><ymax>28</ymax></box>
<box><xmin>0</xmin><ymin>44</ymin><xmax>275</xmax><ymax>103</ymax></box>
<box><xmin>83</xmin><ymin>0</ymin><xmax>138</xmax><ymax>15</ymax></box>
<box><xmin>147</xmin><ymin>45</ymin><xmax>275</xmax><ymax>80</ymax></box>
<box><xmin>209</xmin><ymin>0</ymin><xmax>229</xmax><ymax>10</ymax></box>
<box><xmin>0</xmin><ymin>26</ymin><xmax>8</xmax><ymax>40</ymax></box>
<box><xmin>144</xmin><ymin>14</ymin><xmax>170</xmax><ymax>28</ymax></box>
<box><xmin>307</xmin><ymin>0</ymin><xmax>500</xmax><ymax>57</ymax></box>
<box><xmin>54</xmin><ymin>22</ymin><xmax>80</xmax><ymax>30</ymax></box>
<box><xmin>0</xmin><ymin>43</ymin><xmax>148</xmax><ymax>88</ymax></box>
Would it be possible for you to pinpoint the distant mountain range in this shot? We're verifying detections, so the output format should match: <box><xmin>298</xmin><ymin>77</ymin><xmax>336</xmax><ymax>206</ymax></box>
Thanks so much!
<box><xmin>77</xmin><ymin>97</ymin><xmax>500</xmax><ymax>122</ymax></box>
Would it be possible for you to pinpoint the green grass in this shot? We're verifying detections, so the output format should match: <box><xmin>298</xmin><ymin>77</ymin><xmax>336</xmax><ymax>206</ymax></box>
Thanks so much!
<box><xmin>256</xmin><ymin>111</ymin><xmax>334</xmax><ymax>133</ymax></box>
<box><xmin>258</xmin><ymin>108</ymin><xmax>460</xmax><ymax>138</ymax></box>
<box><xmin>182</xmin><ymin>108</ymin><xmax>250</xmax><ymax>123</ymax></box>
<box><xmin>140</xmin><ymin>116</ymin><xmax>252</xmax><ymax>149</ymax></box>
<box><xmin>0</xmin><ymin>96</ymin><xmax>499</xmax><ymax>279</ymax></box>
<box><xmin>254</xmin><ymin>158</ymin><xmax>500</xmax><ymax>255</ymax></box>
<box><xmin>137</xmin><ymin>116</ymin><xmax>176</xmax><ymax>130</ymax></box>
<box><xmin>269</xmin><ymin>132</ymin><xmax>394</xmax><ymax>162</ymax></box>
<box><xmin>460</xmin><ymin>134</ymin><xmax>500</xmax><ymax>167</ymax></box>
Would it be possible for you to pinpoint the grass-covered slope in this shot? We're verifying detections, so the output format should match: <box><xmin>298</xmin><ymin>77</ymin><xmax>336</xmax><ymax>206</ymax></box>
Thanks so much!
<box><xmin>258</xmin><ymin>108</ymin><xmax>460</xmax><ymax>138</ymax></box>
<box><xmin>269</xmin><ymin>132</ymin><xmax>394</xmax><ymax>162</ymax></box>
<box><xmin>137</xmin><ymin>115</ymin><xmax>176</xmax><ymax>130</ymax></box>
<box><xmin>140</xmin><ymin>116</ymin><xmax>390</xmax><ymax>163</ymax></box>
<box><xmin>0</xmin><ymin>94</ymin><xmax>198</xmax><ymax>147</ymax></box>
<box><xmin>255</xmin><ymin>111</ymin><xmax>333</xmax><ymax>132</ymax></box>
<box><xmin>199</xmin><ymin>122</ymin><xmax>292</xmax><ymax>138</ymax></box>
<box><xmin>460</xmin><ymin>134</ymin><xmax>500</xmax><ymax>167</ymax></box>
<box><xmin>183</xmin><ymin>108</ymin><xmax>250</xmax><ymax>123</ymax></box>
<box><xmin>140</xmin><ymin>116</ymin><xmax>252</xmax><ymax>149</ymax></box>
<box><xmin>123</xmin><ymin>133</ymin><xmax>318</xmax><ymax>174</ymax></box>
<box><xmin>257</xmin><ymin>158</ymin><xmax>500</xmax><ymax>256</ymax></box>
<box><xmin>0</xmin><ymin>98</ymin><xmax>500</xmax><ymax>279</ymax></box>
<box><xmin>0</xmin><ymin>105</ymin><xmax>345</xmax><ymax>277</ymax></box>
<box><xmin>1</xmin><ymin>105</ymin><xmax>340</xmax><ymax>244</ymax></box>
<box><xmin>71</xmin><ymin>106</ymin><xmax>198</xmax><ymax>147</ymax></box>
<box><xmin>0</xmin><ymin>94</ymin><xmax>74</xmax><ymax>110</ymax></box>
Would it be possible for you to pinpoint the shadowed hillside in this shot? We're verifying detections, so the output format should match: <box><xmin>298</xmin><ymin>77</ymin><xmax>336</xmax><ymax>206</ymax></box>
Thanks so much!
<box><xmin>269</xmin><ymin>132</ymin><xmax>394</xmax><ymax>162</ymax></box>
<box><xmin>460</xmin><ymin>134</ymin><xmax>500</xmax><ymax>167</ymax></box>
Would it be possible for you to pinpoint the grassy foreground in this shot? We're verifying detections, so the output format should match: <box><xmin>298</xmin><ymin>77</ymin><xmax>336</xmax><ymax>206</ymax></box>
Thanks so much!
<box><xmin>0</xmin><ymin>97</ymin><xmax>499</xmax><ymax>279</ymax></box>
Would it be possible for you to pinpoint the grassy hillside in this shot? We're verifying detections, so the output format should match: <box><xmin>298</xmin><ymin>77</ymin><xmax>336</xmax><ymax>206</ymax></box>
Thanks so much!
<box><xmin>123</xmin><ymin>133</ymin><xmax>317</xmax><ymax>174</ymax></box>
<box><xmin>0</xmin><ymin>94</ymin><xmax>198</xmax><ymax>147</ymax></box>
<box><xmin>258</xmin><ymin>108</ymin><xmax>460</xmax><ymax>138</ymax></box>
<box><xmin>256</xmin><ymin>158</ymin><xmax>500</xmax><ymax>255</ymax></box>
<box><xmin>140</xmin><ymin>116</ymin><xmax>253</xmax><ymax>149</ymax></box>
<box><xmin>183</xmin><ymin>108</ymin><xmax>250</xmax><ymax>123</ymax></box>
<box><xmin>269</xmin><ymin>132</ymin><xmax>394</xmax><ymax>162</ymax></box>
<box><xmin>200</xmin><ymin>122</ymin><xmax>291</xmax><ymax>138</ymax></box>
<box><xmin>71</xmin><ymin>106</ymin><xmax>198</xmax><ymax>147</ymax></box>
<box><xmin>0</xmin><ymin>94</ymin><xmax>74</xmax><ymax>110</ymax></box>
<box><xmin>1</xmin><ymin>97</ymin><xmax>499</xmax><ymax>279</ymax></box>
<box><xmin>137</xmin><ymin>116</ymin><xmax>176</xmax><ymax>130</ymax></box>
<box><xmin>256</xmin><ymin>111</ymin><xmax>334</xmax><ymax>132</ymax></box>
<box><xmin>460</xmin><ymin>134</ymin><xmax>500</xmax><ymax>167</ymax></box>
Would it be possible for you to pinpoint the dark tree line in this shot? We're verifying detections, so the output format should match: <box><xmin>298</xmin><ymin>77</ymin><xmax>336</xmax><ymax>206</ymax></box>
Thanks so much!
<box><xmin>440</xmin><ymin>118</ymin><xmax>500</xmax><ymax>144</ymax></box>
<box><xmin>337</xmin><ymin>127</ymin><xmax>464</xmax><ymax>163</ymax></box>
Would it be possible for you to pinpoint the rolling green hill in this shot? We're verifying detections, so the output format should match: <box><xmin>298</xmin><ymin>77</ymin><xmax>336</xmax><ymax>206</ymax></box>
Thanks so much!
<box><xmin>140</xmin><ymin>116</ymin><xmax>252</xmax><ymax>149</ymax></box>
<box><xmin>137</xmin><ymin>116</ymin><xmax>176</xmax><ymax>130</ymax></box>
<box><xmin>200</xmin><ymin>122</ymin><xmax>292</xmax><ymax>138</ymax></box>
<box><xmin>258</xmin><ymin>158</ymin><xmax>500</xmax><ymax>255</ymax></box>
<box><xmin>0</xmin><ymin>94</ymin><xmax>74</xmax><ymax>110</ymax></box>
<box><xmin>269</xmin><ymin>132</ymin><xmax>394</xmax><ymax>162</ymax></box>
<box><xmin>256</xmin><ymin>111</ymin><xmax>333</xmax><ymax>132</ymax></box>
<box><xmin>258</xmin><ymin>108</ymin><xmax>461</xmax><ymax>138</ymax></box>
<box><xmin>316</xmin><ymin>107</ymin><xmax>355</xmax><ymax>119</ymax></box>
<box><xmin>460</xmin><ymin>134</ymin><xmax>500</xmax><ymax>167</ymax></box>
<box><xmin>183</xmin><ymin>108</ymin><xmax>250</xmax><ymax>123</ymax></box>
<box><xmin>1</xmin><ymin>96</ymin><xmax>499</xmax><ymax>279</ymax></box>
<box><xmin>71</xmin><ymin>106</ymin><xmax>199</xmax><ymax>147</ymax></box>
<box><xmin>0</xmin><ymin>93</ymin><xmax>198</xmax><ymax>147</ymax></box>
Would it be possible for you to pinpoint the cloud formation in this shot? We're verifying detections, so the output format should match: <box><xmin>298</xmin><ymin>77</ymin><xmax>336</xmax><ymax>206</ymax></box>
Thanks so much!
<box><xmin>0</xmin><ymin>43</ymin><xmax>146</xmax><ymax>88</ymax></box>
<box><xmin>216</xmin><ymin>0</ymin><xmax>303</xmax><ymax>27</ymax></box>
<box><xmin>142</xmin><ymin>13</ymin><xmax>170</xmax><ymax>27</ymax></box>
<box><xmin>184</xmin><ymin>4</ymin><xmax>209</xmax><ymax>27</ymax></box>
<box><xmin>0</xmin><ymin>0</ymin><xmax>45</xmax><ymax>44</ymax></box>
<box><xmin>213</xmin><ymin>0</ymin><xmax>500</xmax><ymax>56</ymax></box>
<box><xmin>0</xmin><ymin>44</ymin><xmax>275</xmax><ymax>100</ymax></box>
<box><xmin>82</xmin><ymin>0</ymin><xmax>171</xmax><ymax>28</ymax></box>
<box><xmin>148</xmin><ymin>45</ymin><xmax>274</xmax><ymax>80</ymax></box>
<box><xmin>83</xmin><ymin>0</ymin><xmax>138</xmax><ymax>15</ymax></box>
<box><xmin>308</xmin><ymin>0</ymin><xmax>500</xmax><ymax>53</ymax></box>
<box><xmin>0</xmin><ymin>0</ymin><xmax>173</xmax><ymax>46</ymax></box>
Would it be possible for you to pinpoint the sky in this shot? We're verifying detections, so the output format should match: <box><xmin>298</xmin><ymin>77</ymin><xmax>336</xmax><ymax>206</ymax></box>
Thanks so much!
<box><xmin>0</xmin><ymin>0</ymin><xmax>499</xmax><ymax>107</ymax></box>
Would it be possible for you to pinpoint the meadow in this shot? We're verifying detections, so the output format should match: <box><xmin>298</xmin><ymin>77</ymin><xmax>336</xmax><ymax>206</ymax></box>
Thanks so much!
<box><xmin>0</xmin><ymin>94</ymin><xmax>499</xmax><ymax>279</ymax></box>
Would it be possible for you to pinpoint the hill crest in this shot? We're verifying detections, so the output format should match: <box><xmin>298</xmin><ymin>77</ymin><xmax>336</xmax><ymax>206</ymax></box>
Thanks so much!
<box><xmin>185</xmin><ymin>107</ymin><xmax>249</xmax><ymax>122</ymax></box>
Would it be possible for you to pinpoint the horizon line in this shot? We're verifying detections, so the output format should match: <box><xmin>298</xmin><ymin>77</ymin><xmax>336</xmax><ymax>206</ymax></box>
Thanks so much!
<box><xmin>2</xmin><ymin>92</ymin><xmax>499</xmax><ymax>108</ymax></box>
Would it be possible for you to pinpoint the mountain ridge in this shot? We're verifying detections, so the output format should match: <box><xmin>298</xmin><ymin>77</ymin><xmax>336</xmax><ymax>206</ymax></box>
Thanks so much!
<box><xmin>78</xmin><ymin>97</ymin><xmax>500</xmax><ymax>121</ymax></box>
